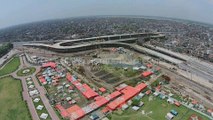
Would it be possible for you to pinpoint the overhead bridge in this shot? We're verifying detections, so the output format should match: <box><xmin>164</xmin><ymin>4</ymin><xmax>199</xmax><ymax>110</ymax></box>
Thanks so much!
<box><xmin>23</xmin><ymin>32</ymin><xmax>184</xmax><ymax>65</ymax></box>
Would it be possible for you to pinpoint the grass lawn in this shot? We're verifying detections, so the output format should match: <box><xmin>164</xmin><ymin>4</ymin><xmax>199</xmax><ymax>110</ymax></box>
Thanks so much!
<box><xmin>17</xmin><ymin>67</ymin><xmax>36</xmax><ymax>76</ymax></box>
<box><xmin>110</xmin><ymin>95</ymin><xmax>209</xmax><ymax>120</ymax></box>
<box><xmin>101</xmin><ymin>64</ymin><xmax>139</xmax><ymax>78</ymax></box>
<box><xmin>0</xmin><ymin>57</ymin><xmax>20</xmax><ymax>76</ymax></box>
<box><xmin>0</xmin><ymin>76</ymin><xmax>31</xmax><ymax>120</ymax></box>
<box><xmin>125</xmin><ymin>78</ymin><xmax>144</xmax><ymax>87</ymax></box>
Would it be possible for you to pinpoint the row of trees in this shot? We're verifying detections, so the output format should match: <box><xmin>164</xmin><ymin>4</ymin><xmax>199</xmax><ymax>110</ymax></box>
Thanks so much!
<box><xmin>0</xmin><ymin>43</ymin><xmax>13</xmax><ymax>58</ymax></box>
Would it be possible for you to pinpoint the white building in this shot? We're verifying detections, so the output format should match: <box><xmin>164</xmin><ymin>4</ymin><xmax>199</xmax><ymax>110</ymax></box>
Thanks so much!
<box><xmin>36</xmin><ymin>105</ymin><xmax>44</xmax><ymax>110</ymax></box>
<box><xmin>165</xmin><ymin>112</ymin><xmax>174</xmax><ymax>120</ymax></box>
<box><xmin>33</xmin><ymin>98</ymin><xmax>40</xmax><ymax>103</ymax></box>
<box><xmin>121</xmin><ymin>104</ymin><xmax>129</xmax><ymax>110</ymax></box>
<box><xmin>132</xmin><ymin>106</ymin><xmax>140</xmax><ymax>111</ymax></box>
<box><xmin>40</xmin><ymin>113</ymin><xmax>48</xmax><ymax>119</ymax></box>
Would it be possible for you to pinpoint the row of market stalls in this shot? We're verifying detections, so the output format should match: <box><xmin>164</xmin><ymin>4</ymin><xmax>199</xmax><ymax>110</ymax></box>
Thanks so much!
<box><xmin>38</xmin><ymin>62</ymin><xmax>66</xmax><ymax>85</ymax></box>
<box><xmin>55</xmin><ymin>72</ymin><xmax>147</xmax><ymax>120</ymax></box>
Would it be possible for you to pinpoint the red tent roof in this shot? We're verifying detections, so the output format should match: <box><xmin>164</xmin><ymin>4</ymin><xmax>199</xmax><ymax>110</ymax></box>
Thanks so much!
<box><xmin>107</xmin><ymin>85</ymin><xmax>146</xmax><ymax>110</ymax></box>
<box><xmin>141</xmin><ymin>71</ymin><xmax>153</xmax><ymax>77</ymax></box>
<box><xmin>106</xmin><ymin>91</ymin><xmax>121</xmax><ymax>100</ymax></box>
<box><xmin>174</xmin><ymin>101</ymin><xmax>181</xmax><ymax>107</ymax></box>
<box><xmin>192</xmin><ymin>100</ymin><xmax>198</xmax><ymax>104</ymax></box>
<box><xmin>67</xmin><ymin>105</ymin><xmax>85</xmax><ymax>120</ymax></box>
<box><xmin>67</xmin><ymin>73</ymin><xmax>99</xmax><ymax>99</ymax></box>
<box><xmin>102</xmin><ymin>107</ymin><xmax>110</xmax><ymax>114</ymax></box>
<box><xmin>99</xmin><ymin>87</ymin><xmax>106</xmax><ymax>93</ymax></box>
<box><xmin>156</xmin><ymin>67</ymin><xmax>161</xmax><ymax>71</ymax></box>
<box><xmin>146</xmin><ymin>64</ymin><xmax>153</xmax><ymax>68</ymax></box>
<box><xmin>42</xmin><ymin>62</ymin><xmax>56</xmax><ymax>68</ymax></box>
<box><xmin>94</xmin><ymin>96</ymin><xmax>102</xmax><ymax>101</ymax></box>
<box><xmin>66</xmin><ymin>73</ymin><xmax>72</xmax><ymax>82</ymax></box>
<box><xmin>145</xmin><ymin>90</ymin><xmax>151</xmax><ymax>95</ymax></box>
<box><xmin>38</xmin><ymin>76</ymin><xmax>46</xmax><ymax>83</ymax></box>
<box><xmin>135</xmin><ymin>83</ymin><xmax>147</xmax><ymax>91</ymax></box>
<box><xmin>115</xmin><ymin>84</ymin><xmax>128</xmax><ymax>91</ymax></box>
<box><xmin>207</xmin><ymin>109</ymin><xmax>213</xmax><ymax>113</ymax></box>
<box><xmin>55</xmin><ymin>104</ymin><xmax>69</xmax><ymax>118</ymax></box>
<box><xmin>74</xmin><ymin>83</ymin><xmax>98</xmax><ymax>99</ymax></box>
<box><xmin>69</xmin><ymin>86</ymin><xmax>74</xmax><ymax>90</ymax></box>
<box><xmin>155</xmin><ymin>85</ymin><xmax>161</xmax><ymax>91</ymax></box>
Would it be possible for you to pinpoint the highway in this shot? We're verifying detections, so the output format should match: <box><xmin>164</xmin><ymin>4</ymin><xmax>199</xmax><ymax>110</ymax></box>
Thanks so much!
<box><xmin>133</xmin><ymin>44</ymin><xmax>183</xmax><ymax>64</ymax></box>
<box><xmin>179</xmin><ymin>61</ymin><xmax>213</xmax><ymax>83</ymax></box>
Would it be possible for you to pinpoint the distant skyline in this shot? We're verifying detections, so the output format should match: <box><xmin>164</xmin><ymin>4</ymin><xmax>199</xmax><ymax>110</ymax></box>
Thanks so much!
<box><xmin>0</xmin><ymin>0</ymin><xmax>213</xmax><ymax>29</ymax></box>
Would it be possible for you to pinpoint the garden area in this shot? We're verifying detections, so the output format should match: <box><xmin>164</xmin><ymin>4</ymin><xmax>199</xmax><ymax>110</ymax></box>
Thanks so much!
<box><xmin>16</xmin><ymin>67</ymin><xmax>36</xmax><ymax>76</ymax></box>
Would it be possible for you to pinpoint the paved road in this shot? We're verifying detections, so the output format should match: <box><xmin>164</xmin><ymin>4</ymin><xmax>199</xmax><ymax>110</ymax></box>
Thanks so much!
<box><xmin>0</xmin><ymin>49</ymin><xmax>19</xmax><ymax>67</ymax></box>
<box><xmin>11</xmin><ymin>56</ymin><xmax>40</xmax><ymax>120</ymax></box>
<box><xmin>11</xmin><ymin>55</ymin><xmax>60</xmax><ymax>120</ymax></box>
<box><xmin>22</xmin><ymin>54</ymin><xmax>60</xmax><ymax>120</ymax></box>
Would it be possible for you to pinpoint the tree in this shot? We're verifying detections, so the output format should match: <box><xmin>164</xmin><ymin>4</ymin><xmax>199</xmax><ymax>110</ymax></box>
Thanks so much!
<box><xmin>132</xmin><ymin>99</ymin><xmax>140</xmax><ymax>106</ymax></box>
<box><xmin>0</xmin><ymin>42</ymin><xmax>13</xmax><ymax>57</ymax></box>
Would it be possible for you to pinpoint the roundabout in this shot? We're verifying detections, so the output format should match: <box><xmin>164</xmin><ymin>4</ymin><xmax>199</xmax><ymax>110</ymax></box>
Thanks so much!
<box><xmin>16</xmin><ymin>67</ymin><xmax>36</xmax><ymax>76</ymax></box>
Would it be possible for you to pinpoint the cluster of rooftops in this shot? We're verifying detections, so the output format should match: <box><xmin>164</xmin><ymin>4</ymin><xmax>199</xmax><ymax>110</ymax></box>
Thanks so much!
<box><xmin>38</xmin><ymin>62</ymin><xmax>160</xmax><ymax>120</ymax></box>
<box><xmin>55</xmin><ymin>72</ymin><xmax>147</xmax><ymax>120</ymax></box>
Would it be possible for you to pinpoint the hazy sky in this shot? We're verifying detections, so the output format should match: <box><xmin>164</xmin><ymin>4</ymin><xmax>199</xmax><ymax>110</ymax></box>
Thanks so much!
<box><xmin>0</xmin><ymin>0</ymin><xmax>213</xmax><ymax>29</ymax></box>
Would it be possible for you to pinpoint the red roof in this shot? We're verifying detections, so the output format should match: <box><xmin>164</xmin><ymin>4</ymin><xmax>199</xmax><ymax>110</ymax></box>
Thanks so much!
<box><xmin>99</xmin><ymin>87</ymin><xmax>106</xmax><ymax>93</ymax></box>
<box><xmin>69</xmin><ymin>86</ymin><xmax>74</xmax><ymax>90</ymax></box>
<box><xmin>75</xmin><ymin>83</ymin><xmax>98</xmax><ymax>99</ymax></box>
<box><xmin>115</xmin><ymin>84</ymin><xmax>128</xmax><ymax>91</ymax></box>
<box><xmin>207</xmin><ymin>109</ymin><xmax>213</xmax><ymax>113</ymax></box>
<box><xmin>38</xmin><ymin>76</ymin><xmax>46</xmax><ymax>83</ymax></box>
<box><xmin>42</xmin><ymin>62</ymin><xmax>56</xmax><ymax>68</ymax></box>
<box><xmin>156</xmin><ymin>67</ymin><xmax>161</xmax><ymax>71</ymax></box>
<box><xmin>94</xmin><ymin>96</ymin><xmax>103</xmax><ymax>101</ymax></box>
<box><xmin>146</xmin><ymin>64</ymin><xmax>153</xmax><ymax>68</ymax></box>
<box><xmin>155</xmin><ymin>85</ymin><xmax>161</xmax><ymax>91</ymax></box>
<box><xmin>107</xmin><ymin>91</ymin><xmax>121</xmax><ymax>100</ymax></box>
<box><xmin>67</xmin><ymin>105</ymin><xmax>85</xmax><ymax>120</ymax></box>
<box><xmin>102</xmin><ymin>107</ymin><xmax>110</xmax><ymax>114</ymax></box>
<box><xmin>145</xmin><ymin>90</ymin><xmax>151</xmax><ymax>95</ymax></box>
<box><xmin>141</xmin><ymin>71</ymin><xmax>153</xmax><ymax>77</ymax></box>
<box><xmin>107</xmin><ymin>85</ymin><xmax>146</xmax><ymax>110</ymax></box>
<box><xmin>135</xmin><ymin>83</ymin><xmax>147</xmax><ymax>91</ymax></box>
<box><xmin>67</xmin><ymin>73</ymin><xmax>99</xmax><ymax>99</ymax></box>
<box><xmin>94</xmin><ymin>97</ymin><xmax>108</xmax><ymax>107</ymax></box>
<box><xmin>57</xmin><ymin>89</ymin><xmax>124</xmax><ymax>119</ymax></box>
<box><xmin>174</xmin><ymin>101</ymin><xmax>181</xmax><ymax>107</ymax></box>
<box><xmin>66</xmin><ymin>73</ymin><xmax>72</xmax><ymax>82</ymax></box>
<box><xmin>192</xmin><ymin>100</ymin><xmax>198</xmax><ymax>105</ymax></box>
<box><xmin>55</xmin><ymin>104</ymin><xmax>69</xmax><ymax>118</ymax></box>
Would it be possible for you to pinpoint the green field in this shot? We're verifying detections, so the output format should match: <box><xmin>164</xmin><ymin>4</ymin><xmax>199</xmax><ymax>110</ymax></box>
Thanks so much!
<box><xmin>17</xmin><ymin>67</ymin><xmax>36</xmax><ymax>76</ymax></box>
<box><xmin>0</xmin><ymin>57</ymin><xmax>20</xmax><ymax>76</ymax></box>
<box><xmin>0</xmin><ymin>76</ymin><xmax>31</xmax><ymax>120</ymax></box>
<box><xmin>101</xmin><ymin>64</ymin><xmax>139</xmax><ymax>78</ymax></box>
<box><xmin>110</xmin><ymin>95</ymin><xmax>209</xmax><ymax>120</ymax></box>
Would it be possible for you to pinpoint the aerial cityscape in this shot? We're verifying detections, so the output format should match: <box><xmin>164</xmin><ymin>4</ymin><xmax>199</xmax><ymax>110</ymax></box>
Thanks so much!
<box><xmin>0</xmin><ymin>1</ymin><xmax>213</xmax><ymax>120</ymax></box>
